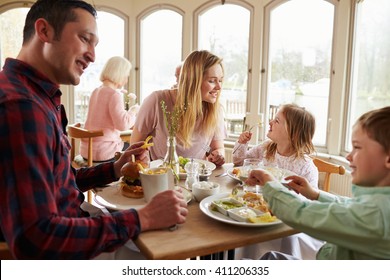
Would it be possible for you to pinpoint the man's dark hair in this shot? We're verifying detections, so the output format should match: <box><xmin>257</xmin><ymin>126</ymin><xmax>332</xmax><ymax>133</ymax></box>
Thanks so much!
<box><xmin>23</xmin><ymin>0</ymin><xmax>97</xmax><ymax>44</ymax></box>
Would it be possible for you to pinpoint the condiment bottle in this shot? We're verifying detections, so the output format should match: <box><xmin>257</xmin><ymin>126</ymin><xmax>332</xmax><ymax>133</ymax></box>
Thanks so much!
<box><xmin>184</xmin><ymin>159</ymin><xmax>199</xmax><ymax>190</ymax></box>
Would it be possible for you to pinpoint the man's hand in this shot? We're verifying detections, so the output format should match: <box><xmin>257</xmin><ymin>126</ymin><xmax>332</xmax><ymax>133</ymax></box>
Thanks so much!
<box><xmin>113</xmin><ymin>141</ymin><xmax>150</xmax><ymax>178</ymax></box>
<box><xmin>137</xmin><ymin>190</ymin><xmax>188</xmax><ymax>231</ymax></box>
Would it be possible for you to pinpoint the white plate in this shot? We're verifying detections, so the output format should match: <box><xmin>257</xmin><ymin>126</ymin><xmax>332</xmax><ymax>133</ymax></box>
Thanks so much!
<box><xmin>199</xmin><ymin>193</ymin><xmax>282</xmax><ymax>227</ymax></box>
<box><xmin>227</xmin><ymin>166</ymin><xmax>295</xmax><ymax>184</ymax></box>
<box><xmin>94</xmin><ymin>181</ymin><xmax>192</xmax><ymax>211</ymax></box>
<box><xmin>150</xmin><ymin>159</ymin><xmax>216</xmax><ymax>180</ymax></box>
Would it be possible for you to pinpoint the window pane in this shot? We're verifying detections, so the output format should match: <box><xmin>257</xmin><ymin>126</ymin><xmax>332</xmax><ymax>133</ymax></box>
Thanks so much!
<box><xmin>198</xmin><ymin>4</ymin><xmax>250</xmax><ymax>137</ymax></box>
<box><xmin>346</xmin><ymin>0</ymin><xmax>390</xmax><ymax>151</ymax></box>
<box><xmin>268</xmin><ymin>0</ymin><xmax>334</xmax><ymax>146</ymax></box>
<box><xmin>140</xmin><ymin>10</ymin><xmax>182</xmax><ymax>102</ymax></box>
<box><xmin>74</xmin><ymin>11</ymin><xmax>125</xmax><ymax>123</ymax></box>
<box><xmin>0</xmin><ymin>8</ymin><xmax>29</xmax><ymax>68</ymax></box>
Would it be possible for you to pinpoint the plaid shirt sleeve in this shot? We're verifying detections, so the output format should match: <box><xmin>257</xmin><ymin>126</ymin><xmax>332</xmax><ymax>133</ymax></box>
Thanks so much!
<box><xmin>0</xmin><ymin>73</ymin><xmax>141</xmax><ymax>259</ymax></box>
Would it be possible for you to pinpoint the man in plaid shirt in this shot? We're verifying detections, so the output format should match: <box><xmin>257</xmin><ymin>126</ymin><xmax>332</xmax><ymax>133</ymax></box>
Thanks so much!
<box><xmin>0</xmin><ymin>0</ymin><xmax>187</xmax><ymax>259</ymax></box>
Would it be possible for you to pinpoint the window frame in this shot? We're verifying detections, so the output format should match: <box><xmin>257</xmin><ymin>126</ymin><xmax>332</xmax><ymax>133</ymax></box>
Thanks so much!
<box><xmin>136</xmin><ymin>4</ymin><xmax>185</xmax><ymax>102</ymax></box>
<box><xmin>262</xmin><ymin>0</ymin><xmax>343</xmax><ymax>155</ymax></box>
<box><xmin>69</xmin><ymin>6</ymin><xmax>129</xmax><ymax>124</ymax></box>
<box><xmin>194</xmin><ymin>0</ymin><xmax>255</xmax><ymax>143</ymax></box>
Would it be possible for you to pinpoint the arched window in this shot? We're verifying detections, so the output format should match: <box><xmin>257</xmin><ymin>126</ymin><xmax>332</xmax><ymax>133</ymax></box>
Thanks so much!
<box><xmin>264</xmin><ymin>0</ymin><xmax>335</xmax><ymax>147</ymax></box>
<box><xmin>138</xmin><ymin>8</ymin><xmax>183</xmax><ymax>102</ymax></box>
<box><xmin>196</xmin><ymin>2</ymin><xmax>251</xmax><ymax>139</ymax></box>
<box><xmin>73</xmin><ymin>10</ymin><xmax>126</xmax><ymax>123</ymax></box>
<box><xmin>0</xmin><ymin>7</ymin><xmax>30</xmax><ymax>67</ymax></box>
<box><xmin>345</xmin><ymin>0</ymin><xmax>390</xmax><ymax>151</ymax></box>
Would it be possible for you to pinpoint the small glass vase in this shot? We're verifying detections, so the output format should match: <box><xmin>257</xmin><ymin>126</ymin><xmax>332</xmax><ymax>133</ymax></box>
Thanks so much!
<box><xmin>163</xmin><ymin>136</ymin><xmax>180</xmax><ymax>183</ymax></box>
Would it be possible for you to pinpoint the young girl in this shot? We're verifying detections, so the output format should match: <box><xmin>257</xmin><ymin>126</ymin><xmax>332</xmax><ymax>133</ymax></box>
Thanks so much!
<box><xmin>131</xmin><ymin>50</ymin><xmax>226</xmax><ymax>166</ymax></box>
<box><xmin>248</xmin><ymin>106</ymin><xmax>390</xmax><ymax>259</ymax></box>
<box><xmin>233</xmin><ymin>104</ymin><xmax>321</xmax><ymax>259</ymax></box>
<box><xmin>233</xmin><ymin>104</ymin><xmax>318</xmax><ymax>187</ymax></box>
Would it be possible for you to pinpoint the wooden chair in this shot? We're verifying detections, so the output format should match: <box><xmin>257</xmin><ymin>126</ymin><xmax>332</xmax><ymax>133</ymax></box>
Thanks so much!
<box><xmin>0</xmin><ymin>242</ymin><xmax>13</xmax><ymax>260</ymax></box>
<box><xmin>312</xmin><ymin>157</ymin><xmax>346</xmax><ymax>192</ymax></box>
<box><xmin>67</xmin><ymin>123</ymin><xmax>104</xmax><ymax>203</ymax></box>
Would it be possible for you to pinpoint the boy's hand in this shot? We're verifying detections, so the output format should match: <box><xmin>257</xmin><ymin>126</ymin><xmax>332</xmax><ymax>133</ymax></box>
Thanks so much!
<box><xmin>245</xmin><ymin>169</ymin><xmax>275</xmax><ymax>187</ymax></box>
<box><xmin>285</xmin><ymin>175</ymin><xmax>320</xmax><ymax>200</ymax></box>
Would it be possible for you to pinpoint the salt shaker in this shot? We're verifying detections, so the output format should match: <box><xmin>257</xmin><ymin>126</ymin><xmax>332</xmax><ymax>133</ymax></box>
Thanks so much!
<box><xmin>184</xmin><ymin>159</ymin><xmax>199</xmax><ymax>190</ymax></box>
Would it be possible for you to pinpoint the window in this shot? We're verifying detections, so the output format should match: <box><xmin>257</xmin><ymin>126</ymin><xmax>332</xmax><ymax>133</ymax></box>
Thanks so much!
<box><xmin>345</xmin><ymin>0</ymin><xmax>390</xmax><ymax>151</ymax></box>
<box><xmin>139</xmin><ymin>9</ymin><xmax>183</xmax><ymax>102</ymax></box>
<box><xmin>197</xmin><ymin>3</ymin><xmax>250</xmax><ymax>138</ymax></box>
<box><xmin>73</xmin><ymin>10</ymin><xmax>126</xmax><ymax>124</ymax></box>
<box><xmin>265</xmin><ymin>0</ymin><xmax>335</xmax><ymax>146</ymax></box>
<box><xmin>0</xmin><ymin>7</ymin><xmax>29</xmax><ymax>68</ymax></box>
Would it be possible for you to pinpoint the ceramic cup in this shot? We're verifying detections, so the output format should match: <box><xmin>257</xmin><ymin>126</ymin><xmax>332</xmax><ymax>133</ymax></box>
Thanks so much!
<box><xmin>139</xmin><ymin>167</ymin><xmax>169</xmax><ymax>202</ymax></box>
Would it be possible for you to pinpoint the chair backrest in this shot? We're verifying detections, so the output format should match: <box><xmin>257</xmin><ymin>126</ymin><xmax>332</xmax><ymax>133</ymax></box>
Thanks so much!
<box><xmin>67</xmin><ymin>123</ymin><xmax>104</xmax><ymax>167</ymax></box>
<box><xmin>67</xmin><ymin>123</ymin><xmax>104</xmax><ymax>202</ymax></box>
<box><xmin>0</xmin><ymin>242</ymin><xmax>13</xmax><ymax>260</ymax></box>
<box><xmin>312</xmin><ymin>157</ymin><xmax>346</xmax><ymax>192</ymax></box>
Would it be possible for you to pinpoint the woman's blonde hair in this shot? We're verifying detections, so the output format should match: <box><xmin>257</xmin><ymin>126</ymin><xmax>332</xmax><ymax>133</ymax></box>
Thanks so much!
<box><xmin>175</xmin><ymin>50</ymin><xmax>224</xmax><ymax>147</ymax></box>
<box><xmin>266</xmin><ymin>104</ymin><xmax>316</xmax><ymax>160</ymax></box>
<box><xmin>100</xmin><ymin>56</ymin><xmax>132</xmax><ymax>86</ymax></box>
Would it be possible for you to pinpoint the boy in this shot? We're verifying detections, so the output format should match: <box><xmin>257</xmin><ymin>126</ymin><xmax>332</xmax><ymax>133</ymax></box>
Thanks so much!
<box><xmin>246</xmin><ymin>106</ymin><xmax>390</xmax><ymax>259</ymax></box>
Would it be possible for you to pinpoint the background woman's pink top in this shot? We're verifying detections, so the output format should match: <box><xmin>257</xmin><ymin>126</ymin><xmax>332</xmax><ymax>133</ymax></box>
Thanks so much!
<box><xmin>80</xmin><ymin>86</ymin><xmax>136</xmax><ymax>161</ymax></box>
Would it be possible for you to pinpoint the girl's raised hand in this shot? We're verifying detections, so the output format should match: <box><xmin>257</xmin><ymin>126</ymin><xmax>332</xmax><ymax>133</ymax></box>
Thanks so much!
<box><xmin>238</xmin><ymin>131</ymin><xmax>252</xmax><ymax>144</ymax></box>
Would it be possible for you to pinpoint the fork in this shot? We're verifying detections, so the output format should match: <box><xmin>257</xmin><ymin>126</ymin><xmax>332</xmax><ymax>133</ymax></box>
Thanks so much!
<box><xmin>232</xmin><ymin>124</ymin><xmax>257</xmax><ymax>154</ymax></box>
<box><xmin>202</xmin><ymin>144</ymin><xmax>211</xmax><ymax>157</ymax></box>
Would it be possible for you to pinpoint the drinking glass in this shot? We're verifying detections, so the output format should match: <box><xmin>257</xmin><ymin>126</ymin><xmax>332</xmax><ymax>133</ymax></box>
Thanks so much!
<box><xmin>242</xmin><ymin>158</ymin><xmax>263</xmax><ymax>193</ymax></box>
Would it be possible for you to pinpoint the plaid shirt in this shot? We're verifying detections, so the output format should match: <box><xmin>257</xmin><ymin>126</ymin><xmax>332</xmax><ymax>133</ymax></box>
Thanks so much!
<box><xmin>0</xmin><ymin>58</ymin><xmax>140</xmax><ymax>259</ymax></box>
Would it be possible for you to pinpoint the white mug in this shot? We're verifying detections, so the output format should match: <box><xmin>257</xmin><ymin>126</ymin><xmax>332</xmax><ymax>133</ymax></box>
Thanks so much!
<box><xmin>139</xmin><ymin>167</ymin><xmax>169</xmax><ymax>202</ymax></box>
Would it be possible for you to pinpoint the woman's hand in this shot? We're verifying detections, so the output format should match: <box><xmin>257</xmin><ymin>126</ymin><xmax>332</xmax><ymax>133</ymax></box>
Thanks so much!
<box><xmin>207</xmin><ymin>150</ymin><xmax>225</xmax><ymax>166</ymax></box>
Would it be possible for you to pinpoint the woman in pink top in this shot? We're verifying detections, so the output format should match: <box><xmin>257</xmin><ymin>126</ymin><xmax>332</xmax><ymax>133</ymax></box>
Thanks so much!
<box><xmin>80</xmin><ymin>56</ymin><xmax>139</xmax><ymax>161</ymax></box>
<box><xmin>131</xmin><ymin>50</ymin><xmax>226</xmax><ymax>166</ymax></box>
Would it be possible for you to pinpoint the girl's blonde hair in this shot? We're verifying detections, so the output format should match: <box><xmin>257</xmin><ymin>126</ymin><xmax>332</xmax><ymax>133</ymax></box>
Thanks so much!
<box><xmin>356</xmin><ymin>106</ymin><xmax>390</xmax><ymax>153</ymax></box>
<box><xmin>175</xmin><ymin>50</ymin><xmax>224</xmax><ymax>147</ymax></box>
<box><xmin>100</xmin><ymin>56</ymin><xmax>132</xmax><ymax>87</ymax></box>
<box><xmin>266</xmin><ymin>104</ymin><xmax>316</xmax><ymax>160</ymax></box>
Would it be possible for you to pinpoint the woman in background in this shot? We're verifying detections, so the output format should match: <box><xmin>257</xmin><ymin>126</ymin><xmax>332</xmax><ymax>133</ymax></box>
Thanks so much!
<box><xmin>131</xmin><ymin>50</ymin><xmax>226</xmax><ymax>166</ymax></box>
<box><xmin>80</xmin><ymin>56</ymin><xmax>139</xmax><ymax>162</ymax></box>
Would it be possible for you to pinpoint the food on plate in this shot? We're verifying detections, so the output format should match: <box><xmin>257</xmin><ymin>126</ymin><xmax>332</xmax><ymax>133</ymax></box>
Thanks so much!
<box><xmin>232</xmin><ymin>167</ymin><xmax>241</xmax><ymax>177</ymax></box>
<box><xmin>233</xmin><ymin>192</ymin><xmax>271</xmax><ymax>214</ymax></box>
<box><xmin>178</xmin><ymin>156</ymin><xmax>190</xmax><ymax>167</ymax></box>
<box><xmin>178</xmin><ymin>156</ymin><xmax>190</xmax><ymax>173</ymax></box>
<box><xmin>211</xmin><ymin>198</ymin><xmax>244</xmax><ymax>215</ymax></box>
<box><xmin>248</xmin><ymin>212</ymin><xmax>278</xmax><ymax>223</ymax></box>
<box><xmin>120</xmin><ymin>160</ymin><xmax>148</xmax><ymax>198</ymax></box>
<box><xmin>230</xmin><ymin>165</ymin><xmax>291</xmax><ymax>183</ymax></box>
<box><xmin>228</xmin><ymin>207</ymin><xmax>258</xmax><ymax>222</ymax></box>
<box><xmin>140</xmin><ymin>135</ymin><xmax>154</xmax><ymax>149</ymax></box>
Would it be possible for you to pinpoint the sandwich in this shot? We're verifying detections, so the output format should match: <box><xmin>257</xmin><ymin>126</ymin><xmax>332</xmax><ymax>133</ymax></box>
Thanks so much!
<box><xmin>120</xmin><ymin>160</ymin><xmax>148</xmax><ymax>199</ymax></box>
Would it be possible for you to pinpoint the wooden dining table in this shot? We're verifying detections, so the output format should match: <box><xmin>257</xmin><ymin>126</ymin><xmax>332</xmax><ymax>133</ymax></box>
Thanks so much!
<box><xmin>130</xmin><ymin>163</ymin><xmax>299</xmax><ymax>260</ymax></box>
